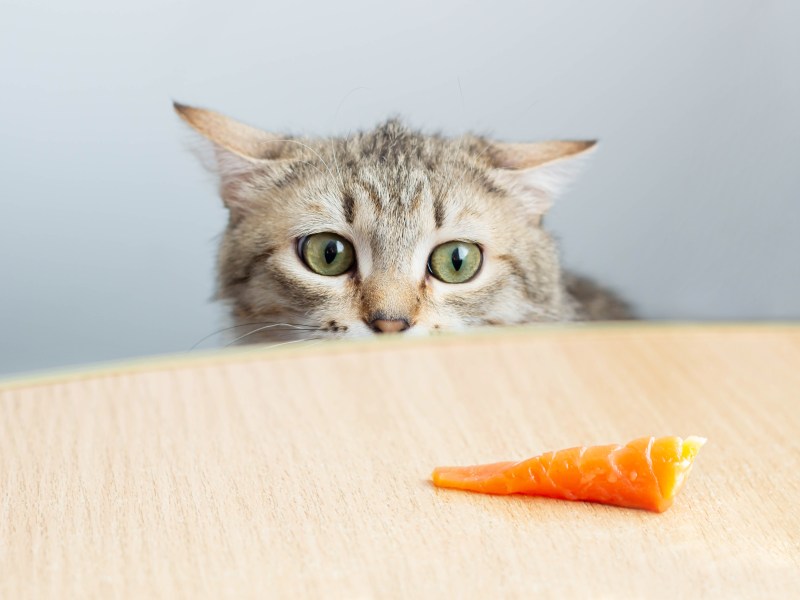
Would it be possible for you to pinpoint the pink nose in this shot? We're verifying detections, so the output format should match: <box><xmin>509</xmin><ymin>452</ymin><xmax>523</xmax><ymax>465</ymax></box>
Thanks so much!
<box><xmin>370</xmin><ymin>319</ymin><xmax>410</xmax><ymax>334</ymax></box>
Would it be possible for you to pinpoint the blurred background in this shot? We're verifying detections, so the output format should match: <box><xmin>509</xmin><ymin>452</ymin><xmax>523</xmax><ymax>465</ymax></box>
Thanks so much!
<box><xmin>1</xmin><ymin>0</ymin><xmax>798</xmax><ymax>376</ymax></box>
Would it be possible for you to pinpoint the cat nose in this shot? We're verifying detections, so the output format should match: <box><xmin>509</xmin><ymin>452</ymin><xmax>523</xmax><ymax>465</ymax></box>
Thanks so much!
<box><xmin>369</xmin><ymin>318</ymin><xmax>410</xmax><ymax>334</ymax></box>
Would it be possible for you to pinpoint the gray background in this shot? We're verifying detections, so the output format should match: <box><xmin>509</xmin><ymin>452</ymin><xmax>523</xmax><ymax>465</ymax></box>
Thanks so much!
<box><xmin>1</xmin><ymin>0</ymin><xmax>798</xmax><ymax>376</ymax></box>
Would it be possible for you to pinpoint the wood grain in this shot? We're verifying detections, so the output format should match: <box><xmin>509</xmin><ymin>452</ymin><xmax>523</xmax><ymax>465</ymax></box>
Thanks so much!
<box><xmin>1</xmin><ymin>325</ymin><xmax>799</xmax><ymax>598</ymax></box>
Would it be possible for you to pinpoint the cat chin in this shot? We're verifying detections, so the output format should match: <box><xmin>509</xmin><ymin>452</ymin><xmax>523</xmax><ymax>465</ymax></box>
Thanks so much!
<box><xmin>399</xmin><ymin>325</ymin><xmax>433</xmax><ymax>338</ymax></box>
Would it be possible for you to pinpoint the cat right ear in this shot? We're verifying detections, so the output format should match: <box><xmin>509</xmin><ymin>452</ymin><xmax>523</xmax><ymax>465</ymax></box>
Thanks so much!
<box><xmin>488</xmin><ymin>140</ymin><xmax>597</xmax><ymax>223</ymax></box>
<box><xmin>173</xmin><ymin>102</ymin><xmax>291</xmax><ymax>213</ymax></box>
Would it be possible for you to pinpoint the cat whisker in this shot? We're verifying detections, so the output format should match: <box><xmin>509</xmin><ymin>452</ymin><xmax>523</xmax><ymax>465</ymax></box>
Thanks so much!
<box><xmin>224</xmin><ymin>322</ymin><xmax>325</xmax><ymax>347</ymax></box>
<box><xmin>191</xmin><ymin>321</ymin><xmax>323</xmax><ymax>350</ymax></box>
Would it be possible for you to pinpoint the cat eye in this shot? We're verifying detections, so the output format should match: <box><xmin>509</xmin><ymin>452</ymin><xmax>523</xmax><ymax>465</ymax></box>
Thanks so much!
<box><xmin>427</xmin><ymin>241</ymin><xmax>482</xmax><ymax>284</ymax></box>
<box><xmin>299</xmin><ymin>233</ymin><xmax>356</xmax><ymax>276</ymax></box>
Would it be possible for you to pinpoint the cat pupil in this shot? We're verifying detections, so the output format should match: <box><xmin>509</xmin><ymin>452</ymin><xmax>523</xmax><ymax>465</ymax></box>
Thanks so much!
<box><xmin>451</xmin><ymin>246</ymin><xmax>464</xmax><ymax>271</ymax></box>
<box><xmin>324</xmin><ymin>241</ymin><xmax>339</xmax><ymax>264</ymax></box>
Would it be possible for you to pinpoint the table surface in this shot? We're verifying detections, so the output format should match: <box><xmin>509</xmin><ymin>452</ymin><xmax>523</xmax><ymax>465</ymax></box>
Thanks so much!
<box><xmin>1</xmin><ymin>324</ymin><xmax>799</xmax><ymax>598</ymax></box>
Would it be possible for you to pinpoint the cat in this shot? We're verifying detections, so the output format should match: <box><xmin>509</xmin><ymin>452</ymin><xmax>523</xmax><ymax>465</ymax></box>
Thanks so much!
<box><xmin>175</xmin><ymin>102</ymin><xmax>631</xmax><ymax>345</ymax></box>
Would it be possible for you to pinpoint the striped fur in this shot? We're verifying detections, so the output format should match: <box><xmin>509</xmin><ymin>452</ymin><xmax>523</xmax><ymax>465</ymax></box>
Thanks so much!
<box><xmin>176</xmin><ymin>104</ymin><xmax>631</xmax><ymax>343</ymax></box>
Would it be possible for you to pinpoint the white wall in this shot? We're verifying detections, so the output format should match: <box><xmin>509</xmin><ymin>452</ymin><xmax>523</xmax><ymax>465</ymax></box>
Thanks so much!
<box><xmin>1</xmin><ymin>0</ymin><xmax>798</xmax><ymax>375</ymax></box>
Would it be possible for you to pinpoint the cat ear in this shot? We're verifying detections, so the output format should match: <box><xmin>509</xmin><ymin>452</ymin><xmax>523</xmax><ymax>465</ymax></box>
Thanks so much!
<box><xmin>174</xmin><ymin>102</ymin><xmax>293</xmax><ymax>214</ymax></box>
<box><xmin>489</xmin><ymin>140</ymin><xmax>597</xmax><ymax>220</ymax></box>
<box><xmin>173</xmin><ymin>102</ymin><xmax>289</xmax><ymax>161</ymax></box>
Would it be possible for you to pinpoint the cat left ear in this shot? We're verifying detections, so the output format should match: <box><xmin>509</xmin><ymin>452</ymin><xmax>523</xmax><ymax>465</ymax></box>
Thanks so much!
<box><xmin>173</xmin><ymin>102</ymin><xmax>288</xmax><ymax>161</ymax></box>
<box><xmin>489</xmin><ymin>140</ymin><xmax>597</xmax><ymax>220</ymax></box>
<box><xmin>174</xmin><ymin>102</ymin><xmax>296</xmax><ymax>215</ymax></box>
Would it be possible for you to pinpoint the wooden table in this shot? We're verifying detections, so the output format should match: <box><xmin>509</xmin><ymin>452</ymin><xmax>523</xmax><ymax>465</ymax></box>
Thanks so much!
<box><xmin>1</xmin><ymin>324</ymin><xmax>799</xmax><ymax>598</ymax></box>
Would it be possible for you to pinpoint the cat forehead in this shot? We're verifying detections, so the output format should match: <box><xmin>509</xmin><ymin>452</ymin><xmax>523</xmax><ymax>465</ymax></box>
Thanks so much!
<box><xmin>320</xmin><ymin>123</ymin><xmax>496</xmax><ymax>204</ymax></box>
<box><xmin>333</xmin><ymin>120</ymin><xmax>486</xmax><ymax>169</ymax></box>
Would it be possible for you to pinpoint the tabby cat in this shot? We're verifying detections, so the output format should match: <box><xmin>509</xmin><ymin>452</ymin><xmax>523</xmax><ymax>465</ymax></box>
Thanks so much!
<box><xmin>175</xmin><ymin>103</ymin><xmax>630</xmax><ymax>344</ymax></box>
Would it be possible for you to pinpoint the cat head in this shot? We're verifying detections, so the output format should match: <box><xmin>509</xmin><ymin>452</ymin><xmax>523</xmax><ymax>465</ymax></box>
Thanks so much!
<box><xmin>175</xmin><ymin>102</ymin><xmax>595</xmax><ymax>342</ymax></box>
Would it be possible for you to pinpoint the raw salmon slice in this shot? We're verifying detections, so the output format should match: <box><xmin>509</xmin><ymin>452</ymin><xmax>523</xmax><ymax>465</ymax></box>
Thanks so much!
<box><xmin>432</xmin><ymin>436</ymin><xmax>706</xmax><ymax>512</ymax></box>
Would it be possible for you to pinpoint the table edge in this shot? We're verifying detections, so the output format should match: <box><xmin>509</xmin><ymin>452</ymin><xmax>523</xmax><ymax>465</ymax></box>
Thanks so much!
<box><xmin>1</xmin><ymin>321</ymin><xmax>797</xmax><ymax>392</ymax></box>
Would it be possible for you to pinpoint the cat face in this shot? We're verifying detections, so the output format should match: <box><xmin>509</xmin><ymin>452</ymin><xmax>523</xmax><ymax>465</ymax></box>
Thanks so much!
<box><xmin>176</xmin><ymin>104</ymin><xmax>595</xmax><ymax>343</ymax></box>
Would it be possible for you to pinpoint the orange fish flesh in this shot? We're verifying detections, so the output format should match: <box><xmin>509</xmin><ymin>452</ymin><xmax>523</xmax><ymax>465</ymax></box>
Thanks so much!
<box><xmin>432</xmin><ymin>435</ymin><xmax>706</xmax><ymax>512</ymax></box>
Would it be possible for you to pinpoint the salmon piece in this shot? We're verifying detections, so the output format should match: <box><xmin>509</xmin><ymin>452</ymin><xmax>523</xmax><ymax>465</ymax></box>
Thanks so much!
<box><xmin>432</xmin><ymin>436</ymin><xmax>706</xmax><ymax>512</ymax></box>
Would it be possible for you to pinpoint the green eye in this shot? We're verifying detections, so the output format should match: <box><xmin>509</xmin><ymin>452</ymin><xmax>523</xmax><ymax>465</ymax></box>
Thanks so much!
<box><xmin>300</xmin><ymin>233</ymin><xmax>355</xmax><ymax>276</ymax></box>
<box><xmin>427</xmin><ymin>241</ymin><xmax>482</xmax><ymax>283</ymax></box>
